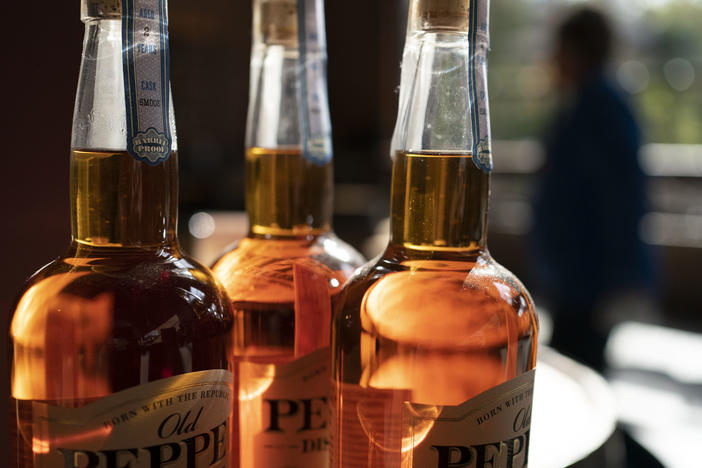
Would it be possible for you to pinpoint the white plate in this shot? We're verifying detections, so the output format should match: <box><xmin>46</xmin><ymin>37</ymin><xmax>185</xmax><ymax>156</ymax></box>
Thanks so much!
<box><xmin>530</xmin><ymin>347</ymin><xmax>617</xmax><ymax>468</ymax></box>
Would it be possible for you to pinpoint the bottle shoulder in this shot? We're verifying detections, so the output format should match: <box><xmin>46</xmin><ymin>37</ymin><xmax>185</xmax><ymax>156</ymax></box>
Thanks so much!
<box><xmin>336</xmin><ymin>247</ymin><xmax>538</xmax><ymax>349</ymax></box>
<box><xmin>10</xmin><ymin>247</ymin><xmax>234</xmax><ymax>346</ymax></box>
<box><xmin>211</xmin><ymin>232</ymin><xmax>365</xmax><ymax>304</ymax></box>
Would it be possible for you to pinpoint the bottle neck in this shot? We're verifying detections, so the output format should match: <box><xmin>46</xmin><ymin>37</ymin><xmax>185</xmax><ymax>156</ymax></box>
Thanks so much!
<box><xmin>390</xmin><ymin>152</ymin><xmax>488</xmax><ymax>251</ymax></box>
<box><xmin>70</xmin><ymin>18</ymin><xmax>178</xmax><ymax>248</ymax></box>
<box><xmin>245</xmin><ymin>147</ymin><xmax>332</xmax><ymax>237</ymax></box>
<box><xmin>390</xmin><ymin>0</ymin><xmax>490</xmax><ymax>252</ymax></box>
<box><xmin>245</xmin><ymin>0</ymin><xmax>333</xmax><ymax>237</ymax></box>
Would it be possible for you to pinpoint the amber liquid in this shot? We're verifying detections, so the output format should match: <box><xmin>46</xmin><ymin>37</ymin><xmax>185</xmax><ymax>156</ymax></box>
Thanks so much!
<box><xmin>70</xmin><ymin>150</ymin><xmax>179</xmax><ymax>246</ymax></box>
<box><xmin>213</xmin><ymin>236</ymin><xmax>362</xmax><ymax>468</ymax></box>
<box><xmin>214</xmin><ymin>148</ymin><xmax>363</xmax><ymax>468</ymax></box>
<box><xmin>9</xmin><ymin>151</ymin><xmax>234</xmax><ymax>467</ymax></box>
<box><xmin>331</xmin><ymin>152</ymin><xmax>538</xmax><ymax>467</ymax></box>
<box><xmin>245</xmin><ymin>147</ymin><xmax>333</xmax><ymax>236</ymax></box>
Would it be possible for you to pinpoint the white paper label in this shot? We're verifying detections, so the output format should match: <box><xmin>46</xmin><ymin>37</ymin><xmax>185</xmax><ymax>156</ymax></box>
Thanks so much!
<box><xmin>406</xmin><ymin>370</ymin><xmax>535</xmax><ymax>468</ymax></box>
<box><xmin>239</xmin><ymin>348</ymin><xmax>330</xmax><ymax>468</ymax></box>
<box><xmin>29</xmin><ymin>369</ymin><xmax>232</xmax><ymax>468</ymax></box>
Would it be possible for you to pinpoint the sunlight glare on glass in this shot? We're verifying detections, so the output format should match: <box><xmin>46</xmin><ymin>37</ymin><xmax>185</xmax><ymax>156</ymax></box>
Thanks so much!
<box><xmin>322</xmin><ymin>237</ymin><xmax>353</xmax><ymax>263</ymax></box>
<box><xmin>239</xmin><ymin>363</ymin><xmax>275</xmax><ymax>400</ymax></box>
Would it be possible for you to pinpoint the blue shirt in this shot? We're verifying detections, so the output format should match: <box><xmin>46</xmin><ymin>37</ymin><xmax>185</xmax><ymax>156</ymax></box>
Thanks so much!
<box><xmin>532</xmin><ymin>74</ymin><xmax>656</xmax><ymax>307</ymax></box>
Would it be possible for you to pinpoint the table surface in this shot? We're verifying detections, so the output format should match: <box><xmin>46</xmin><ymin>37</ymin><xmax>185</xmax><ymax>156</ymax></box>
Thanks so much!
<box><xmin>530</xmin><ymin>347</ymin><xmax>618</xmax><ymax>468</ymax></box>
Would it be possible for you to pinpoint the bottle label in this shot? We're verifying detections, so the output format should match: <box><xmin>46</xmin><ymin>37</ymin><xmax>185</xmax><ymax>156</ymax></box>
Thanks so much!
<box><xmin>297</xmin><ymin>0</ymin><xmax>333</xmax><ymax>165</ymax></box>
<box><xmin>406</xmin><ymin>369</ymin><xmax>535</xmax><ymax>468</ymax></box>
<box><xmin>331</xmin><ymin>370</ymin><xmax>535</xmax><ymax>468</ymax></box>
<box><xmin>239</xmin><ymin>348</ymin><xmax>330</xmax><ymax>468</ymax></box>
<box><xmin>469</xmin><ymin>0</ymin><xmax>492</xmax><ymax>173</ymax></box>
<box><xmin>122</xmin><ymin>0</ymin><xmax>172</xmax><ymax>164</ymax></box>
<box><xmin>331</xmin><ymin>382</ymin><xmax>412</xmax><ymax>467</ymax></box>
<box><xmin>26</xmin><ymin>369</ymin><xmax>232</xmax><ymax>467</ymax></box>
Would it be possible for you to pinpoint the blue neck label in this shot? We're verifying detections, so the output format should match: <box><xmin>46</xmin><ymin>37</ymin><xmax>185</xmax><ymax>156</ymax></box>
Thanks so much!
<box><xmin>297</xmin><ymin>0</ymin><xmax>333</xmax><ymax>165</ymax></box>
<box><xmin>122</xmin><ymin>0</ymin><xmax>172</xmax><ymax>164</ymax></box>
<box><xmin>469</xmin><ymin>0</ymin><xmax>492</xmax><ymax>173</ymax></box>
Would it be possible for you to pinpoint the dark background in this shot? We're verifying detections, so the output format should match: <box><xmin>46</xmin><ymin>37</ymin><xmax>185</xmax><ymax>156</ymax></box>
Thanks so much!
<box><xmin>3</xmin><ymin>0</ymin><xmax>701</xmax><ymax>465</ymax></box>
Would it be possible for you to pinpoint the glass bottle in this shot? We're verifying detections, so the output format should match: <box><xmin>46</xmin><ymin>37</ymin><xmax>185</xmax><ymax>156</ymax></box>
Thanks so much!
<box><xmin>210</xmin><ymin>1</ymin><xmax>364</xmax><ymax>467</ymax></box>
<box><xmin>331</xmin><ymin>1</ymin><xmax>539</xmax><ymax>467</ymax></box>
<box><xmin>9</xmin><ymin>1</ymin><xmax>235</xmax><ymax>466</ymax></box>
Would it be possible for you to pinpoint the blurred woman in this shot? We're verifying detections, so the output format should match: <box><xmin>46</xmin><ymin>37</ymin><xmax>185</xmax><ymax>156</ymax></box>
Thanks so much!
<box><xmin>532</xmin><ymin>7</ymin><xmax>658</xmax><ymax>370</ymax></box>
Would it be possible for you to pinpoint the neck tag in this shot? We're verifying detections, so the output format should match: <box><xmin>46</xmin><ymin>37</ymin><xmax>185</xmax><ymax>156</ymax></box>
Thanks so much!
<box><xmin>297</xmin><ymin>0</ymin><xmax>333</xmax><ymax>165</ymax></box>
<box><xmin>122</xmin><ymin>0</ymin><xmax>172</xmax><ymax>164</ymax></box>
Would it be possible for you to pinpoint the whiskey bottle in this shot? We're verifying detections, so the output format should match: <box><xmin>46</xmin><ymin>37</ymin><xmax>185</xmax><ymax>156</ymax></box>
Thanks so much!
<box><xmin>210</xmin><ymin>1</ymin><xmax>365</xmax><ymax>467</ymax></box>
<box><xmin>9</xmin><ymin>1</ymin><xmax>235</xmax><ymax>467</ymax></box>
<box><xmin>331</xmin><ymin>1</ymin><xmax>539</xmax><ymax>467</ymax></box>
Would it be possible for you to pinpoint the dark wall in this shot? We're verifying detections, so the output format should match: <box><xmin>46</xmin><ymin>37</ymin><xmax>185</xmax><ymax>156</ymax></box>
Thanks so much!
<box><xmin>1</xmin><ymin>3</ymin><xmax>81</xmax><ymax>462</ymax></box>
<box><xmin>1</xmin><ymin>1</ymin><xmax>405</xmax><ymax>462</ymax></box>
<box><xmin>171</xmin><ymin>0</ymin><xmax>403</xmax><ymax>214</ymax></box>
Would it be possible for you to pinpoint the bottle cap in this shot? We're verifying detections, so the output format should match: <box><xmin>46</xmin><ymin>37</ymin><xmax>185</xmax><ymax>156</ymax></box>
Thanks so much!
<box><xmin>417</xmin><ymin>0</ymin><xmax>469</xmax><ymax>30</ymax></box>
<box><xmin>81</xmin><ymin>0</ymin><xmax>122</xmax><ymax>20</ymax></box>
<box><xmin>258</xmin><ymin>0</ymin><xmax>298</xmax><ymax>46</ymax></box>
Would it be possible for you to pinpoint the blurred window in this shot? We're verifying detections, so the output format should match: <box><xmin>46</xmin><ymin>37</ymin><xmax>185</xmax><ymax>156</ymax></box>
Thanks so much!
<box><xmin>490</xmin><ymin>0</ymin><xmax>702</xmax><ymax>145</ymax></box>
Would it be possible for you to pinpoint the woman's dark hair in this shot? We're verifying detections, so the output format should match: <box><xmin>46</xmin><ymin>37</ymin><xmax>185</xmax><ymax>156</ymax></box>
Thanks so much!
<box><xmin>557</xmin><ymin>8</ymin><xmax>612</xmax><ymax>72</ymax></box>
